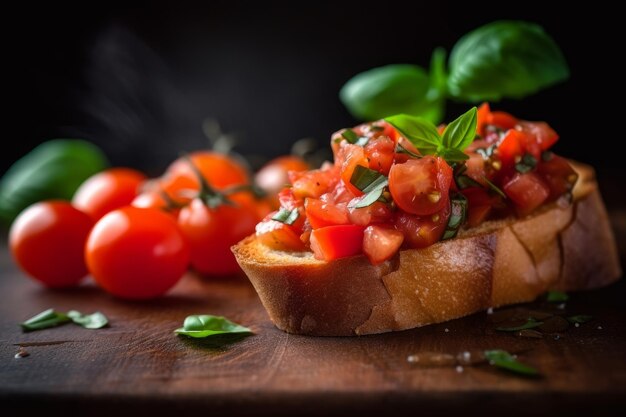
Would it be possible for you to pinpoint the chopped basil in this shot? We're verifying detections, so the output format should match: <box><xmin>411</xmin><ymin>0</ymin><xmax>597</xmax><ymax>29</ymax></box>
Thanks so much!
<box><xmin>21</xmin><ymin>309</ymin><xmax>70</xmax><ymax>332</ymax></box>
<box><xmin>67</xmin><ymin>311</ymin><xmax>109</xmax><ymax>329</ymax></box>
<box><xmin>20</xmin><ymin>308</ymin><xmax>109</xmax><ymax>332</ymax></box>
<box><xmin>395</xmin><ymin>143</ymin><xmax>422</xmax><ymax>159</ymax></box>
<box><xmin>341</xmin><ymin>129</ymin><xmax>359</xmax><ymax>143</ymax></box>
<box><xmin>350</xmin><ymin>187</ymin><xmax>386</xmax><ymax>209</ymax></box>
<box><xmin>456</xmin><ymin>175</ymin><xmax>482</xmax><ymax>189</ymax></box>
<box><xmin>496</xmin><ymin>317</ymin><xmax>543</xmax><ymax>332</ymax></box>
<box><xmin>567</xmin><ymin>315</ymin><xmax>593</xmax><ymax>324</ymax></box>
<box><xmin>482</xmin><ymin>176</ymin><xmax>506</xmax><ymax>198</ymax></box>
<box><xmin>348</xmin><ymin>166</ymin><xmax>389</xmax><ymax>209</ymax></box>
<box><xmin>441</xmin><ymin>193</ymin><xmax>467</xmax><ymax>240</ymax></box>
<box><xmin>515</xmin><ymin>153</ymin><xmax>538</xmax><ymax>173</ymax></box>
<box><xmin>483</xmin><ymin>349</ymin><xmax>539</xmax><ymax>376</ymax></box>
<box><xmin>546</xmin><ymin>291</ymin><xmax>569</xmax><ymax>302</ymax></box>
<box><xmin>175</xmin><ymin>315</ymin><xmax>252</xmax><ymax>339</ymax></box>
<box><xmin>369</xmin><ymin>125</ymin><xmax>384</xmax><ymax>132</ymax></box>
<box><xmin>271</xmin><ymin>207</ymin><xmax>300</xmax><ymax>225</ymax></box>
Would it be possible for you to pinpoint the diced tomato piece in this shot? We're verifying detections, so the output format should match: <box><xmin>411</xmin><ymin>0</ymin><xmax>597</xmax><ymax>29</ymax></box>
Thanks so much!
<box><xmin>348</xmin><ymin>201</ymin><xmax>393</xmax><ymax>226</ymax></box>
<box><xmin>365</xmin><ymin>136</ymin><xmax>395</xmax><ymax>175</ymax></box>
<box><xmin>536</xmin><ymin>155</ymin><xmax>578</xmax><ymax>200</ymax></box>
<box><xmin>476</xmin><ymin>102</ymin><xmax>492</xmax><ymax>136</ymax></box>
<box><xmin>502</xmin><ymin>172</ymin><xmax>550</xmax><ymax>215</ymax></box>
<box><xmin>497</xmin><ymin>129</ymin><xmax>525</xmax><ymax>169</ymax></box>
<box><xmin>388</xmin><ymin>156</ymin><xmax>453</xmax><ymax>216</ymax></box>
<box><xmin>394</xmin><ymin>203</ymin><xmax>450</xmax><ymax>249</ymax></box>
<box><xmin>336</xmin><ymin>144</ymin><xmax>369</xmax><ymax>196</ymax></box>
<box><xmin>309</xmin><ymin>225</ymin><xmax>365</xmax><ymax>261</ymax></box>
<box><xmin>461</xmin><ymin>187</ymin><xmax>497</xmax><ymax>227</ymax></box>
<box><xmin>393</xmin><ymin>137</ymin><xmax>421</xmax><ymax>164</ymax></box>
<box><xmin>304</xmin><ymin>198</ymin><xmax>349</xmax><ymax>229</ymax></box>
<box><xmin>289</xmin><ymin>167</ymin><xmax>338</xmax><ymax>199</ymax></box>
<box><xmin>477</xmin><ymin>103</ymin><xmax>518</xmax><ymax>136</ymax></box>
<box><xmin>363</xmin><ymin>225</ymin><xmax>404</xmax><ymax>265</ymax></box>
<box><xmin>278</xmin><ymin>188</ymin><xmax>303</xmax><ymax>210</ymax></box>
<box><xmin>465</xmin><ymin>153</ymin><xmax>488</xmax><ymax>186</ymax></box>
<box><xmin>518</xmin><ymin>121</ymin><xmax>559</xmax><ymax>151</ymax></box>
<box><xmin>256</xmin><ymin>216</ymin><xmax>306</xmax><ymax>251</ymax></box>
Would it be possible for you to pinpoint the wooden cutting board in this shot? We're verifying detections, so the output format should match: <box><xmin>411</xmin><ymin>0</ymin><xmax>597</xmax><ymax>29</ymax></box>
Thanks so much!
<box><xmin>1</xmin><ymin>234</ymin><xmax>625</xmax><ymax>416</ymax></box>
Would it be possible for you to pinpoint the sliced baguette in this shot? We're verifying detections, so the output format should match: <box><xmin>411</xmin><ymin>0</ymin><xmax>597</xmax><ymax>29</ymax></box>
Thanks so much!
<box><xmin>232</xmin><ymin>162</ymin><xmax>621</xmax><ymax>336</ymax></box>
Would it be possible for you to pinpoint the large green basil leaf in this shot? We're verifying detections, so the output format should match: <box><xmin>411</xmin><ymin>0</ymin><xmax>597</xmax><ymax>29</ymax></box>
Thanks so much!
<box><xmin>175</xmin><ymin>315</ymin><xmax>252</xmax><ymax>338</ymax></box>
<box><xmin>340</xmin><ymin>64</ymin><xmax>442</xmax><ymax>123</ymax></box>
<box><xmin>447</xmin><ymin>21</ymin><xmax>569</xmax><ymax>101</ymax></box>
<box><xmin>0</xmin><ymin>139</ymin><xmax>108</xmax><ymax>226</ymax></box>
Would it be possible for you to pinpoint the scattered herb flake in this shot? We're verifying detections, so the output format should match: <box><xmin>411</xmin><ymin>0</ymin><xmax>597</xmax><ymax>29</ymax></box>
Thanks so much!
<box><xmin>484</xmin><ymin>349</ymin><xmax>539</xmax><ymax>376</ymax></box>
<box><xmin>546</xmin><ymin>291</ymin><xmax>569</xmax><ymax>302</ymax></box>
<box><xmin>271</xmin><ymin>207</ymin><xmax>300</xmax><ymax>225</ymax></box>
<box><xmin>341</xmin><ymin>129</ymin><xmax>359</xmax><ymax>143</ymax></box>
<box><xmin>567</xmin><ymin>315</ymin><xmax>593</xmax><ymax>324</ymax></box>
<box><xmin>175</xmin><ymin>315</ymin><xmax>252</xmax><ymax>339</ymax></box>
<box><xmin>496</xmin><ymin>317</ymin><xmax>543</xmax><ymax>332</ymax></box>
<box><xmin>515</xmin><ymin>153</ymin><xmax>537</xmax><ymax>173</ymax></box>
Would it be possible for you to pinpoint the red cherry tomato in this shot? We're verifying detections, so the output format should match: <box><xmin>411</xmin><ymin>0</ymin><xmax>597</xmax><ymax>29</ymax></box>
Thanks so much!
<box><xmin>309</xmin><ymin>224</ymin><xmax>365</xmax><ymax>261</ymax></box>
<box><xmin>388</xmin><ymin>156</ymin><xmax>453</xmax><ymax>216</ymax></box>
<box><xmin>177</xmin><ymin>193</ymin><xmax>260</xmax><ymax>275</ymax></box>
<box><xmin>363</xmin><ymin>225</ymin><xmax>404</xmax><ymax>265</ymax></box>
<box><xmin>160</xmin><ymin>151</ymin><xmax>249</xmax><ymax>201</ymax></box>
<box><xmin>255</xmin><ymin>155</ymin><xmax>309</xmax><ymax>207</ymax></box>
<box><xmin>73</xmin><ymin>168</ymin><xmax>147</xmax><ymax>220</ymax></box>
<box><xmin>10</xmin><ymin>201</ymin><xmax>94</xmax><ymax>288</ymax></box>
<box><xmin>86</xmin><ymin>207</ymin><xmax>189</xmax><ymax>299</ymax></box>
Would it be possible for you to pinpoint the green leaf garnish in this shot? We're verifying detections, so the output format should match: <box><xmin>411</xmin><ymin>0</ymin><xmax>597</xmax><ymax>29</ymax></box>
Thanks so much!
<box><xmin>67</xmin><ymin>311</ymin><xmax>109</xmax><ymax>329</ymax></box>
<box><xmin>395</xmin><ymin>143</ymin><xmax>422</xmax><ymax>159</ymax></box>
<box><xmin>482</xmin><ymin>176</ymin><xmax>506</xmax><ymax>198</ymax></box>
<box><xmin>567</xmin><ymin>315</ymin><xmax>593</xmax><ymax>324</ymax></box>
<box><xmin>272</xmin><ymin>207</ymin><xmax>300</xmax><ymax>225</ymax></box>
<box><xmin>455</xmin><ymin>175</ymin><xmax>482</xmax><ymax>189</ymax></box>
<box><xmin>546</xmin><ymin>291</ymin><xmax>569</xmax><ymax>302</ymax></box>
<box><xmin>21</xmin><ymin>309</ymin><xmax>70</xmax><ymax>332</ymax></box>
<box><xmin>484</xmin><ymin>349</ymin><xmax>539</xmax><ymax>376</ymax></box>
<box><xmin>348</xmin><ymin>166</ymin><xmax>389</xmax><ymax>209</ymax></box>
<box><xmin>515</xmin><ymin>154</ymin><xmax>538</xmax><ymax>174</ymax></box>
<box><xmin>175</xmin><ymin>315</ymin><xmax>252</xmax><ymax>338</ymax></box>
<box><xmin>496</xmin><ymin>317</ymin><xmax>543</xmax><ymax>332</ymax></box>
<box><xmin>448</xmin><ymin>21</ymin><xmax>569</xmax><ymax>101</ymax></box>
<box><xmin>441</xmin><ymin>193</ymin><xmax>467</xmax><ymax>240</ymax></box>
<box><xmin>385</xmin><ymin>107</ymin><xmax>477</xmax><ymax>165</ymax></box>
<box><xmin>341</xmin><ymin>129</ymin><xmax>359</xmax><ymax>143</ymax></box>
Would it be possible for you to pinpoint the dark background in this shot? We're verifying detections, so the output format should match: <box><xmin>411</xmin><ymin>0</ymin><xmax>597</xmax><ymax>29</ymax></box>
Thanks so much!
<box><xmin>4</xmin><ymin>1</ymin><xmax>622</xmax><ymax>203</ymax></box>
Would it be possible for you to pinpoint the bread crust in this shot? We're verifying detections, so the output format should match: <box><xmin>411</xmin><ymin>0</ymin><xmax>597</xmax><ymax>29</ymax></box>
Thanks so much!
<box><xmin>232</xmin><ymin>163</ymin><xmax>621</xmax><ymax>336</ymax></box>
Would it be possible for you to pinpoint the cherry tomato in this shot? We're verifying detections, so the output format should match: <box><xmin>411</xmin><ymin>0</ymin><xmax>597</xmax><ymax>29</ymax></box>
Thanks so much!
<box><xmin>255</xmin><ymin>155</ymin><xmax>309</xmax><ymax>207</ymax></box>
<box><xmin>160</xmin><ymin>151</ymin><xmax>249</xmax><ymax>201</ymax></box>
<box><xmin>86</xmin><ymin>207</ymin><xmax>189</xmax><ymax>299</ymax></box>
<box><xmin>10</xmin><ymin>201</ymin><xmax>94</xmax><ymax>288</ymax></box>
<box><xmin>309</xmin><ymin>224</ymin><xmax>365</xmax><ymax>261</ymax></box>
<box><xmin>363</xmin><ymin>225</ymin><xmax>404</xmax><ymax>265</ymax></box>
<box><xmin>177</xmin><ymin>193</ymin><xmax>260</xmax><ymax>275</ymax></box>
<box><xmin>394</xmin><ymin>203</ymin><xmax>450</xmax><ymax>249</ymax></box>
<box><xmin>388</xmin><ymin>156</ymin><xmax>453</xmax><ymax>216</ymax></box>
<box><xmin>502</xmin><ymin>172</ymin><xmax>550</xmax><ymax>216</ymax></box>
<box><xmin>72</xmin><ymin>168</ymin><xmax>147</xmax><ymax>220</ymax></box>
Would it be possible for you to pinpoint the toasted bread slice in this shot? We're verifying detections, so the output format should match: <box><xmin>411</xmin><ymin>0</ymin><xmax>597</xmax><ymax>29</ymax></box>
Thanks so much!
<box><xmin>232</xmin><ymin>163</ymin><xmax>621</xmax><ymax>336</ymax></box>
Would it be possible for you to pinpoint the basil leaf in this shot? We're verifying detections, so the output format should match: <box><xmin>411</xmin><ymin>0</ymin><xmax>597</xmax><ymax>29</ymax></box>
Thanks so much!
<box><xmin>455</xmin><ymin>175</ymin><xmax>482</xmax><ymax>189</ymax></box>
<box><xmin>441</xmin><ymin>193</ymin><xmax>467</xmax><ymax>240</ymax></box>
<box><xmin>484</xmin><ymin>349</ymin><xmax>539</xmax><ymax>376</ymax></box>
<box><xmin>482</xmin><ymin>176</ymin><xmax>506</xmax><ymax>198</ymax></box>
<box><xmin>350</xmin><ymin>187</ymin><xmax>387</xmax><ymax>209</ymax></box>
<box><xmin>340</xmin><ymin>64</ymin><xmax>442</xmax><ymax>123</ymax></box>
<box><xmin>567</xmin><ymin>315</ymin><xmax>593</xmax><ymax>324</ymax></box>
<box><xmin>448</xmin><ymin>21</ymin><xmax>569</xmax><ymax>101</ymax></box>
<box><xmin>515</xmin><ymin>153</ymin><xmax>538</xmax><ymax>174</ymax></box>
<box><xmin>395</xmin><ymin>144</ymin><xmax>422</xmax><ymax>159</ymax></box>
<box><xmin>272</xmin><ymin>207</ymin><xmax>300</xmax><ymax>225</ymax></box>
<box><xmin>341</xmin><ymin>129</ymin><xmax>359</xmax><ymax>143</ymax></box>
<box><xmin>546</xmin><ymin>291</ymin><xmax>569</xmax><ymax>302</ymax></box>
<box><xmin>175</xmin><ymin>315</ymin><xmax>252</xmax><ymax>338</ymax></box>
<box><xmin>350</xmin><ymin>166</ymin><xmax>386</xmax><ymax>193</ymax></box>
<box><xmin>439</xmin><ymin>148</ymin><xmax>469</xmax><ymax>163</ymax></box>
<box><xmin>21</xmin><ymin>309</ymin><xmax>71</xmax><ymax>332</ymax></box>
<box><xmin>441</xmin><ymin>107</ymin><xmax>477</xmax><ymax>152</ymax></box>
<box><xmin>385</xmin><ymin>114</ymin><xmax>441</xmax><ymax>155</ymax></box>
<box><xmin>0</xmin><ymin>139</ymin><xmax>108</xmax><ymax>226</ymax></box>
<box><xmin>67</xmin><ymin>311</ymin><xmax>109</xmax><ymax>329</ymax></box>
<box><xmin>496</xmin><ymin>317</ymin><xmax>543</xmax><ymax>332</ymax></box>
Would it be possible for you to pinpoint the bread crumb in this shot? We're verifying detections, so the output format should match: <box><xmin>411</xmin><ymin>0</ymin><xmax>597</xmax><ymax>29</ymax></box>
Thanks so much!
<box><xmin>597</xmin><ymin>326</ymin><xmax>603</xmax><ymax>330</ymax></box>
<box><xmin>444</xmin><ymin>328</ymin><xmax>449</xmax><ymax>333</ymax></box>
<box><xmin>456</xmin><ymin>365</ymin><xmax>464</xmax><ymax>373</ymax></box>
<box><xmin>575</xmin><ymin>323</ymin><xmax>580</xmax><ymax>328</ymax></box>
<box><xmin>487</xmin><ymin>307</ymin><xmax>494</xmax><ymax>315</ymax></box>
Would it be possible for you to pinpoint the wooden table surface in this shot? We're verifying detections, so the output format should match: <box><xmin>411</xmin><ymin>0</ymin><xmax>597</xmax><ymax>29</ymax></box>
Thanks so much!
<box><xmin>1</xmin><ymin>212</ymin><xmax>626</xmax><ymax>416</ymax></box>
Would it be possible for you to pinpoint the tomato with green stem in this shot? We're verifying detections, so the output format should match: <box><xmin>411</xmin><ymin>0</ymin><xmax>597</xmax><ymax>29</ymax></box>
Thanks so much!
<box><xmin>10</xmin><ymin>201</ymin><xmax>94</xmax><ymax>288</ymax></box>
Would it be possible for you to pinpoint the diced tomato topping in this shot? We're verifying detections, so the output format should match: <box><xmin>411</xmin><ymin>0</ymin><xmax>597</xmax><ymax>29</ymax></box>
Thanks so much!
<box><xmin>477</xmin><ymin>102</ymin><xmax>518</xmax><ymax>135</ymax></box>
<box><xmin>256</xmin><ymin>214</ymin><xmax>306</xmax><ymax>251</ymax></box>
<box><xmin>394</xmin><ymin>203</ymin><xmax>450</xmax><ymax>249</ymax></box>
<box><xmin>336</xmin><ymin>144</ymin><xmax>369</xmax><ymax>196</ymax></box>
<box><xmin>502</xmin><ymin>173</ymin><xmax>550</xmax><ymax>216</ymax></box>
<box><xmin>309</xmin><ymin>225</ymin><xmax>365</xmax><ymax>261</ymax></box>
<box><xmin>304</xmin><ymin>198</ymin><xmax>349</xmax><ymax>229</ymax></box>
<box><xmin>365</xmin><ymin>136</ymin><xmax>395</xmax><ymax>175</ymax></box>
<box><xmin>363</xmin><ymin>225</ymin><xmax>404</xmax><ymax>265</ymax></box>
<box><xmin>497</xmin><ymin>129</ymin><xmax>526</xmax><ymax>169</ymax></box>
<box><xmin>389</xmin><ymin>156</ymin><xmax>453</xmax><ymax>216</ymax></box>
<box><xmin>289</xmin><ymin>167</ymin><xmax>338</xmax><ymax>199</ymax></box>
<box><xmin>536</xmin><ymin>155</ymin><xmax>578</xmax><ymax>200</ymax></box>
<box><xmin>348</xmin><ymin>201</ymin><xmax>393</xmax><ymax>226</ymax></box>
<box><xmin>518</xmin><ymin>121</ymin><xmax>559</xmax><ymax>151</ymax></box>
<box><xmin>461</xmin><ymin>187</ymin><xmax>499</xmax><ymax>227</ymax></box>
